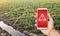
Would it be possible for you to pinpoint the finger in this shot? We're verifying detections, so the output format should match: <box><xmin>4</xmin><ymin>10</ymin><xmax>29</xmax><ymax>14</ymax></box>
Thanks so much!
<box><xmin>35</xmin><ymin>13</ymin><xmax>37</xmax><ymax>18</ymax></box>
<box><xmin>35</xmin><ymin>24</ymin><xmax>37</xmax><ymax>27</ymax></box>
<box><xmin>35</xmin><ymin>20</ymin><xmax>37</xmax><ymax>22</ymax></box>
<box><xmin>48</xmin><ymin>13</ymin><xmax>54</xmax><ymax>22</ymax></box>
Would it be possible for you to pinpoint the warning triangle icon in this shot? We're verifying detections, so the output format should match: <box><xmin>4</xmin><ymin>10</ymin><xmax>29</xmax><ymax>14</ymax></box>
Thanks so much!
<box><xmin>39</xmin><ymin>13</ymin><xmax>46</xmax><ymax>21</ymax></box>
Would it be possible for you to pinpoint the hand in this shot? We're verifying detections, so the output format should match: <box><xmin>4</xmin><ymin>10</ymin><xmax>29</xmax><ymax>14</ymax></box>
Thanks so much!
<box><xmin>35</xmin><ymin>13</ymin><xmax>54</xmax><ymax>35</ymax></box>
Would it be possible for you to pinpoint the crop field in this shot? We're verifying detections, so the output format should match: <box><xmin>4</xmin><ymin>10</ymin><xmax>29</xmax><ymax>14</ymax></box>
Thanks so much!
<box><xmin>0</xmin><ymin>0</ymin><xmax>60</xmax><ymax>36</ymax></box>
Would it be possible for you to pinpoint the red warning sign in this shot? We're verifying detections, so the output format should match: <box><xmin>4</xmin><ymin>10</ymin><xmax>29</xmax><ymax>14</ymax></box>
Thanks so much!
<box><xmin>39</xmin><ymin>13</ymin><xmax>46</xmax><ymax>21</ymax></box>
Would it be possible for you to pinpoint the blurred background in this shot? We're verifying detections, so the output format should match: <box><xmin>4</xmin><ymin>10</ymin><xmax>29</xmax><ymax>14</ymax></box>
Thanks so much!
<box><xmin>0</xmin><ymin>0</ymin><xmax>60</xmax><ymax>36</ymax></box>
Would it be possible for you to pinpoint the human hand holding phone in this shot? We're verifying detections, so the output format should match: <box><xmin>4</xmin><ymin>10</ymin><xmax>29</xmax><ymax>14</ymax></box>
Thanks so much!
<box><xmin>35</xmin><ymin>8</ymin><xmax>60</xmax><ymax>36</ymax></box>
<box><xmin>35</xmin><ymin>8</ymin><xmax>54</xmax><ymax>35</ymax></box>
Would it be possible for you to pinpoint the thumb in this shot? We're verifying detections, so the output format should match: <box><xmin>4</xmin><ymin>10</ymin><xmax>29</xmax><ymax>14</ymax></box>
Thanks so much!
<box><xmin>35</xmin><ymin>24</ymin><xmax>37</xmax><ymax>27</ymax></box>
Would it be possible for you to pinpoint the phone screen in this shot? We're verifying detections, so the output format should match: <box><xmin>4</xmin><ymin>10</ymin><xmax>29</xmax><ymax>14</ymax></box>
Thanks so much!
<box><xmin>37</xmin><ymin>8</ymin><xmax>48</xmax><ymax>29</ymax></box>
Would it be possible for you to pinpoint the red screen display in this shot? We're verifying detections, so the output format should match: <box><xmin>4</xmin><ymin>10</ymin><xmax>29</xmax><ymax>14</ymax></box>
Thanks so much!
<box><xmin>37</xmin><ymin>8</ymin><xmax>48</xmax><ymax>29</ymax></box>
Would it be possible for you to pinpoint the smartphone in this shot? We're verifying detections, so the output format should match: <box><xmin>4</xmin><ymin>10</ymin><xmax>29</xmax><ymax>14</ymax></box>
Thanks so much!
<box><xmin>37</xmin><ymin>8</ymin><xmax>48</xmax><ymax>29</ymax></box>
